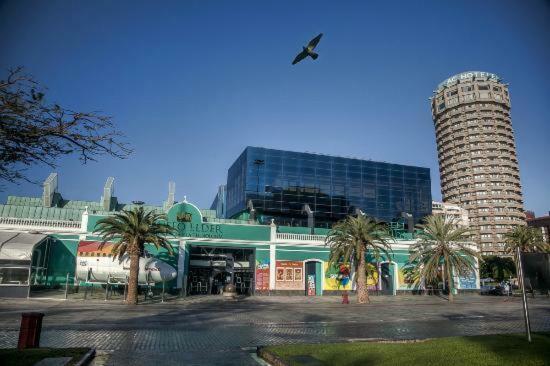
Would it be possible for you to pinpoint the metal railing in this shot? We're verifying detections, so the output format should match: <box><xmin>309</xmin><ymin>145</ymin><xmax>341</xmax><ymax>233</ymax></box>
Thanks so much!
<box><xmin>276</xmin><ymin>232</ymin><xmax>326</xmax><ymax>242</ymax></box>
<box><xmin>0</xmin><ymin>216</ymin><xmax>82</xmax><ymax>231</ymax></box>
<box><xmin>29</xmin><ymin>272</ymin><xmax>176</xmax><ymax>303</ymax></box>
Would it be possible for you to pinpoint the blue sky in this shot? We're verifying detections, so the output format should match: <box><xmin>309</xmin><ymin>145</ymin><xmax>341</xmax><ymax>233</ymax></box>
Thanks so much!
<box><xmin>1</xmin><ymin>0</ymin><xmax>549</xmax><ymax>215</ymax></box>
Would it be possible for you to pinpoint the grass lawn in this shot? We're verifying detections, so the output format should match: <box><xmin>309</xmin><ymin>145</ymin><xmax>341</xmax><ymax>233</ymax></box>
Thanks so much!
<box><xmin>263</xmin><ymin>333</ymin><xmax>550</xmax><ymax>366</ymax></box>
<box><xmin>0</xmin><ymin>348</ymin><xmax>90</xmax><ymax>366</ymax></box>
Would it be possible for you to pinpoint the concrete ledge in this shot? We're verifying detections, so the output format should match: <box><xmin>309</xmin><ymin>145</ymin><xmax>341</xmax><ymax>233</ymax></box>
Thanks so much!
<box><xmin>74</xmin><ymin>348</ymin><xmax>95</xmax><ymax>366</ymax></box>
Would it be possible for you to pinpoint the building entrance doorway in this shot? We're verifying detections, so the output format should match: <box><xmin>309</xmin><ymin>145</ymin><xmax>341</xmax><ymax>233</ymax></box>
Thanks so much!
<box><xmin>187</xmin><ymin>246</ymin><xmax>255</xmax><ymax>296</ymax></box>
<box><xmin>380</xmin><ymin>263</ymin><xmax>394</xmax><ymax>295</ymax></box>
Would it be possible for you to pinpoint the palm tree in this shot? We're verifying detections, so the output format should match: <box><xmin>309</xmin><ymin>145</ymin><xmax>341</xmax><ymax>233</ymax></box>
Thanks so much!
<box><xmin>503</xmin><ymin>225</ymin><xmax>549</xmax><ymax>264</ymax></box>
<box><xmin>95</xmin><ymin>207</ymin><xmax>177</xmax><ymax>305</ymax></box>
<box><xmin>325</xmin><ymin>215</ymin><xmax>392</xmax><ymax>304</ymax></box>
<box><xmin>409</xmin><ymin>215</ymin><xmax>478</xmax><ymax>302</ymax></box>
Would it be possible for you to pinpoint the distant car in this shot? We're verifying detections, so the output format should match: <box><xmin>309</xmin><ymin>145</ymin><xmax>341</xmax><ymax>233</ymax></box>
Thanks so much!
<box><xmin>480</xmin><ymin>285</ymin><xmax>493</xmax><ymax>295</ymax></box>
<box><xmin>480</xmin><ymin>285</ymin><xmax>505</xmax><ymax>296</ymax></box>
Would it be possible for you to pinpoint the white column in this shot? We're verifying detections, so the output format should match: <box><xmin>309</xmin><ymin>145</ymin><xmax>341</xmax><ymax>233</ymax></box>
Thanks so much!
<box><xmin>177</xmin><ymin>240</ymin><xmax>186</xmax><ymax>289</ymax></box>
<box><xmin>269</xmin><ymin>219</ymin><xmax>277</xmax><ymax>241</ymax></box>
<box><xmin>81</xmin><ymin>206</ymin><xmax>89</xmax><ymax>232</ymax></box>
<box><xmin>269</xmin><ymin>244</ymin><xmax>276</xmax><ymax>290</ymax></box>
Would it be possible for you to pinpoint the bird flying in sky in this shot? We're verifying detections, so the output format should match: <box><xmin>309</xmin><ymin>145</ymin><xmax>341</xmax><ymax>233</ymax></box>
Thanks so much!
<box><xmin>292</xmin><ymin>33</ymin><xmax>323</xmax><ymax>65</ymax></box>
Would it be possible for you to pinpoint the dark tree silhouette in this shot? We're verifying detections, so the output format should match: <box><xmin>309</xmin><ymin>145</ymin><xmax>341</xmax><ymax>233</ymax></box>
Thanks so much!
<box><xmin>480</xmin><ymin>255</ymin><xmax>516</xmax><ymax>282</ymax></box>
<box><xmin>0</xmin><ymin>67</ymin><xmax>131</xmax><ymax>185</ymax></box>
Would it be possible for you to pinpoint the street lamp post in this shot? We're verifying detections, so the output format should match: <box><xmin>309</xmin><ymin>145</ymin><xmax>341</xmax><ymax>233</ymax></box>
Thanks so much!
<box><xmin>516</xmin><ymin>246</ymin><xmax>532</xmax><ymax>342</ymax></box>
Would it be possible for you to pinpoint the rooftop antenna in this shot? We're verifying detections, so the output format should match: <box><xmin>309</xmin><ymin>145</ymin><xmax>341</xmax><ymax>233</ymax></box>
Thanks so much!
<box><xmin>42</xmin><ymin>173</ymin><xmax>58</xmax><ymax>207</ymax></box>
<box><xmin>164</xmin><ymin>181</ymin><xmax>176</xmax><ymax>210</ymax></box>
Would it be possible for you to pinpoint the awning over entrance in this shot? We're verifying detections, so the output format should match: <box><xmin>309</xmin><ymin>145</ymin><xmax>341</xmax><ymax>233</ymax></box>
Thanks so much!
<box><xmin>0</xmin><ymin>231</ymin><xmax>47</xmax><ymax>261</ymax></box>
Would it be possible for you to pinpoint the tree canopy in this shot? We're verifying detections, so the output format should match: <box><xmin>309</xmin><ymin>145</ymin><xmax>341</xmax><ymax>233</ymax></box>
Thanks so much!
<box><xmin>0</xmin><ymin>67</ymin><xmax>131</xmax><ymax>185</ymax></box>
<box><xmin>480</xmin><ymin>255</ymin><xmax>516</xmax><ymax>281</ymax></box>
<box><xmin>503</xmin><ymin>225</ymin><xmax>549</xmax><ymax>258</ymax></box>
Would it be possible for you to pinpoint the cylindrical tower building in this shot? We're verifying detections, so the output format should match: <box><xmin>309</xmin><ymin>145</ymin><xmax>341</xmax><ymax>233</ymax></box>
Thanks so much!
<box><xmin>430</xmin><ymin>71</ymin><xmax>525</xmax><ymax>255</ymax></box>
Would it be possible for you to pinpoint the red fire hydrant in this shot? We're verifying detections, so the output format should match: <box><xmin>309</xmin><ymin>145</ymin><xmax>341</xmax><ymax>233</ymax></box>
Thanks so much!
<box><xmin>18</xmin><ymin>312</ymin><xmax>44</xmax><ymax>350</ymax></box>
<box><xmin>342</xmin><ymin>291</ymin><xmax>350</xmax><ymax>304</ymax></box>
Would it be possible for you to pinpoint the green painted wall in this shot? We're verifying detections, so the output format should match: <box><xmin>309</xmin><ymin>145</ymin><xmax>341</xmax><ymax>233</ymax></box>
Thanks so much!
<box><xmin>89</xmin><ymin>202</ymin><xmax>271</xmax><ymax>242</ymax></box>
<box><xmin>46</xmin><ymin>235</ymin><xmax>79</xmax><ymax>286</ymax></box>
<box><xmin>276</xmin><ymin>246</ymin><xmax>330</xmax><ymax>261</ymax></box>
<box><xmin>315</xmin><ymin>261</ymin><xmax>322</xmax><ymax>295</ymax></box>
<box><xmin>185</xmin><ymin>240</ymin><xmax>270</xmax><ymax>251</ymax></box>
<box><xmin>87</xmin><ymin>214</ymin><xmax>105</xmax><ymax>232</ymax></box>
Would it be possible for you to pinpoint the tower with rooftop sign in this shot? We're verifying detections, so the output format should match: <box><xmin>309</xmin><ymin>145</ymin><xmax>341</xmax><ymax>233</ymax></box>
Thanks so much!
<box><xmin>431</xmin><ymin>71</ymin><xmax>525</xmax><ymax>255</ymax></box>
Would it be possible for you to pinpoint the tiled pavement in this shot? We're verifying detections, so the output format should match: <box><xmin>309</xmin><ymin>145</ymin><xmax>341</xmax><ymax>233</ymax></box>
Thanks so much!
<box><xmin>0</xmin><ymin>295</ymin><xmax>548</xmax><ymax>365</ymax></box>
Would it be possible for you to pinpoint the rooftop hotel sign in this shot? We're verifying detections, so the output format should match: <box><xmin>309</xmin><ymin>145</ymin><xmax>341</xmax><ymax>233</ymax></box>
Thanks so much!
<box><xmin>167</xmin><ymin>202</ymin><xmax>223</xmax><ymax>239</ymax></box>
<box><xmin>438</xmin><ymin>71</ymin><xmax>500</xmax><ymax>89</ymax></box>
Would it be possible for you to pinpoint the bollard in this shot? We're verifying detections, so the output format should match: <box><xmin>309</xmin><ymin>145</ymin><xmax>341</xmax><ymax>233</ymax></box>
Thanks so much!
<box><xmin>342</xmin><ymin>291</ymin><xmax>350</xmax><ymax>304</ymax></box>
<box><xmin>18</xmin><ymin>312</ymin><xmax>44</xmax><ymax>350</ymax></box>
<box><xmin>64</xmin><ymin>273</ymin><xmax>69</xmax><ymax>300</ymax></box>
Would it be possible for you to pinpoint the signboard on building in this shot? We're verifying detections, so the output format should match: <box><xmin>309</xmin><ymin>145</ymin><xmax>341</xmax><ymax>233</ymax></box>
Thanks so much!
<box><xmin>307</xmin><ymin>275</ymin><xmax>316</xmax><ymax>296</ymax></box>
<box><xmin>255</xmin><ymin>259</ymin><xmax>270</xmax><ymax>291</ymax></box>
<box><xmin>438</xmin><ymin>71</ymin><xmax>500</xmax><ymax>89</ymax></box>
<box><xmin>458</xmin><ymin>271</ymin><xmax>477</xmax><ymax>290</ymax></box>
<box><xmin>165</xmin><ymin>201</ymin><xmax>270</xmax><ymax>241</ymax></box>
<box><xmin>275</xmin><ymin>260</ymin><xmax>303</xmax><ymax>290</ymax></box>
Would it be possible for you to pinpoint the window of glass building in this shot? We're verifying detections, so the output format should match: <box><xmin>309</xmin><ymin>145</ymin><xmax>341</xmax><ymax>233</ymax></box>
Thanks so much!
<box><xmin>224</xmin><ymin>147</ymin><xmax>432</xmax><ymax>227</ymax></box>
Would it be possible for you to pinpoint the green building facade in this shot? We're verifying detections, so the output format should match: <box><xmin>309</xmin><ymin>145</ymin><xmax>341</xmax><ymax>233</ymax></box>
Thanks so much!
<box><xmin>0</xmin><ymin>193</ymin><xmax>480</xmax><ymax>297</ymax></box>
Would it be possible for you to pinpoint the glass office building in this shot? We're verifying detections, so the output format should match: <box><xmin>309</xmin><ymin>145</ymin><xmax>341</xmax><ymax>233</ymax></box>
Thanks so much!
<box><xmin>226</xmin><ymin>147</ymin><xmax>432</xmax><ymax>227</ymax></box>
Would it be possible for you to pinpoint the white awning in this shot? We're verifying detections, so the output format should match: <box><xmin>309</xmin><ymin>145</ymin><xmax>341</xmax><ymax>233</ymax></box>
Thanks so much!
<box><xmin>0</xmin><ymin>232</ymin><xmax>47</xmax><ymax>261</ymax></box>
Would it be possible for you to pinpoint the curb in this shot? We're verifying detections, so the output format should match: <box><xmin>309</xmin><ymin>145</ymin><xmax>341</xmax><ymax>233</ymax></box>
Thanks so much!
<box><xmin>75</xmin><ymin>348</ymin><xmax>96</xmax><ymax>366</ymax></box>
<box><xmin>256</xmin><ymin>346</ymin><xmax>289</xmax><ymax>366</ymax></box>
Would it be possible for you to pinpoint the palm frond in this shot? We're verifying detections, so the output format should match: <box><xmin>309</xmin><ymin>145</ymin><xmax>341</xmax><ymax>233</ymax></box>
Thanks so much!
<box><xmin>503</xmin><ymin>225</ymin><xmax>549</xmax><ymax>257</ymax></box>
<box><xmin>410</xmin><ymin>214</ymin><xmax>478</xmax><ymax>288</ymax></box>
<box><xmin>94</xmin><ymin>206</ymin><xmax>177</xmax><ymax>260</ymax></box>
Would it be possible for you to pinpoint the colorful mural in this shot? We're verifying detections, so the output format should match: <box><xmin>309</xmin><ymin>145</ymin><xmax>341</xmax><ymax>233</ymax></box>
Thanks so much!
<box><xmin>324</xmin><ymin>263</ymin><xmax>352</xmax><ymax>291</ymax></box>
<box><xmin>366</xmin><ymin>263</ymin><xmax>379</xmax><ymax>287</ymax></box>
<box><xmin>255</xmin><ymin>259</ymin><xmax>270</xmax><ymax>291</ymax></box>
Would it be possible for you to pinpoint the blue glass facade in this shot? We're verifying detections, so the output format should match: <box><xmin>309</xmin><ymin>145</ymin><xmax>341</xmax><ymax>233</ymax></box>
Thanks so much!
<box><xmin>226</xmin><ymin>147</ymin><xmax>432</xmax><ymax>227</ymax></box>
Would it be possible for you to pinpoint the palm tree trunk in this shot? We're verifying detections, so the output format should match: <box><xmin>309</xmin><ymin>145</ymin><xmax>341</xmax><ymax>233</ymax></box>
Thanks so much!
<box><xmin>446</xmin><ymin>261</ymin><xmax>454</xmax><ymax>302</ymax></box>
<box><xmin>127</xmin><ymin>253</ymin><xmax>140</xmax><ymax>305</ymax></box>
<box><xmin>441</xmin><ymin>265</ymin><xmax>447</xmax><ymax>301</ymax></box>
<box><xmin>356</xmin><ymin>248</ymin><xmax>369</xmax><ymax>304</ymax></box>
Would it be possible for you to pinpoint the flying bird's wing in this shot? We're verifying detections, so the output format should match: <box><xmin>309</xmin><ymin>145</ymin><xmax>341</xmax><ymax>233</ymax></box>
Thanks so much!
<box><xmin>307</xmin><ymin>33</ymin><xmax>323</xmax><ymax>50</ymax></box>
<box><xmin>292</xmin><ymin>50</ymin><xmax>308</xmax><ymax>65</ymax></box>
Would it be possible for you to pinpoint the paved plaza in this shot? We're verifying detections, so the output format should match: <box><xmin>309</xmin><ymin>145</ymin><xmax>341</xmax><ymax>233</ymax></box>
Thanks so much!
<box><xmin>0</xmin><ymin>295</ymin><xmax>549</xmax><ymax>365</ymax></box>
